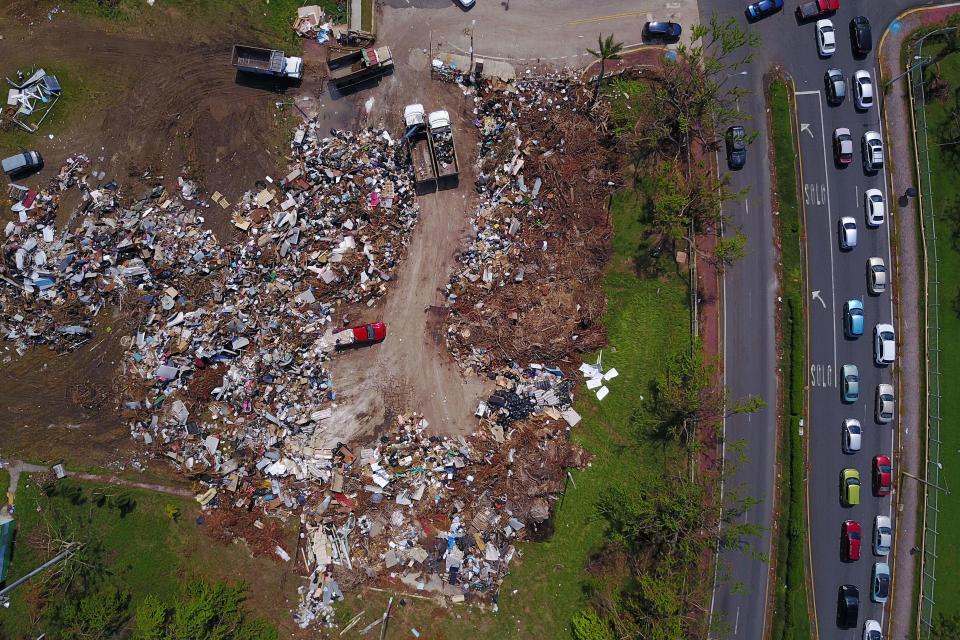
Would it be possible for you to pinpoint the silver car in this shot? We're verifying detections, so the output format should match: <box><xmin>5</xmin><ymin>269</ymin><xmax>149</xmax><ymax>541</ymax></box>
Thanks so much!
<box><xmin>867</xmin><ymin>257</ymin><xmax>887</xmax><ymax>294</ymax></box>
<box><xmin>853</xmin><ymin>69</ymin><xmax>874</xmax><ymax>110</ymax></box>
<box><xmin>840</xmin><ymin>217</ymin><xmax>858</xmax><ymax>250</ymax></box>
<box><xmin>876</xmin><ymin>383</ymin><xmax>894</xmax><ymax>423</ymax></box>
<box><xmin>842</xmin><ymin>419</ymin><xmax>862</xmax><ymax>453</ymax></box>
<box><xmin>873</xmin><ymin>515</ymin><xmax>892</xmax><ymax>556</ymax></box>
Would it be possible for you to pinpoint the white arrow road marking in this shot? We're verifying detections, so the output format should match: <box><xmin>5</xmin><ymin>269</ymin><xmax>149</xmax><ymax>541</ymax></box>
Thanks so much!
<box><xmin>812</xmin><ymin>290</ymin><xmax>826</xmax><ymax>308</ymax></box>
<box><xmin>801</xmin><ymin>123</ymin><xmax>814</xmax><ymax>138</ymax></box>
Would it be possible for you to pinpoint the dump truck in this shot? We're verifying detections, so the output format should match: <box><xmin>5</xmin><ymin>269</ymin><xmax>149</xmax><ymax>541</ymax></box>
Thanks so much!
<box><xmin>796</xmin><ymin>0</ymin><xmax>838</xmax><ymax>21</ymax></box>
<box><xmin>428</xmin><ymin>110</ymin><xmax>459</xmax><ymax>185</ymax></box>
<box><xmin>329</xmin><ymin>46</ymin><xmax>394</xmax><ymax>90</ymax></box>
<box><xmin>402</xmin><ymin>104</ymin><xmax>438</xmax><ymax>193</ymax></box>
<box><xmin>231</xmin><ymin>45</ymin><xmax>303</xmax><ymax>80</ymax></box>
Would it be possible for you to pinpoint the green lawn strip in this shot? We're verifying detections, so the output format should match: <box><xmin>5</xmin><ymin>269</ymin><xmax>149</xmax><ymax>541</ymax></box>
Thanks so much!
<box><xmin>768</xmin><ymin>77</ymin><xmax>811</xmax><ymax>640</ymax></box>
<box><xmin>360</xmin><ymin>0</ymin><xmax>375</xmax><ymax>33</ymax></box>
<box><xmin>917</xmin><ymin>42</ymin><xmax>960</xmax><ymax>619</ymax></box>
<box><xmin>0</xmin><ymin>475</ymin><xmax>298</xmax><ymax>638</ymax></box>
<box><xmin>0</xmin><ymin>469</ymin><xmax>9</xmax><ymax>503</ymax></box>
<box><xmin>333</xmin><ymin>189</ymin><xmax>689</xmax><ymax>639</ymax></box>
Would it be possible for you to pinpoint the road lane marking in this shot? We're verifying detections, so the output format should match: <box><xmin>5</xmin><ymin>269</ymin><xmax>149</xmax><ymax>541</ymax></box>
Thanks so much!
<box><xmin>801</xmin><ymin>122</ymin><xmax>814</xmax><ymax>138</ymax></box>
<box><xmin>567</xmin><ymin>10</ymin><xmax>646</xmax><ymax>25</ymax></box>
<box><xmin>812</xmin><ymin>290</ymin><xmax>826</xmax><ymax>308</ymax></box>
<box><xmin>811</xmin><ymin>91</ymin><xmax>839</xmax><ymax>385</ymax></box>
<box><xmin>795</xmin><ymin>90</ymin><xmax>820</xmax><ymax>95</ymax></box>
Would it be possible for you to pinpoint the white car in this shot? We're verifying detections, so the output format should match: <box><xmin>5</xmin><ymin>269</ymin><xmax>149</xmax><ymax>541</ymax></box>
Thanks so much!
<box><xmin>864</xmin><ymin>189</ymin><xmax>885</xmax><ymax>227</ymax></box>
<box><xmin>864</xmin><ymin>619</ymin><xmax>883</xmax><ymax>640</ymax></box>
<box><xmin>867</xmin><ymin>257</ymin><xmax>887</xmax><ymax>294</ymax></box>
<box><xmin>874</xmin><ymin>323</ymin><xmax>896</xmax><ymax>365</ymax></box>
<box><xmin>873</xmin><ymin>516</ymin><xmax>892</xmax><ymax>556</ymax></box>
<box><xmin>840</xmin><ymin>216</ymin><xmax>858</xmax><ymax>249</ymax></box>
<box><xmin>876</xmin><ymin>383</ymin><xmax>895</xmax><ymax>423</ymax></box>
<box><xmin>456</xmin><ymin>0</ymin><xmax>476</xmax><ymax>6</ymax></box>
<box><xmin>817</xmin><ymin>19</ymin><xmax>836</xmax><ymax>56</ymax></box>
<box><xmin>842</xmin><ymin>419</ymin><xmax>862</xmax><ymax>453</ymax></box>
<box><xmin>854</xmin><ymin>70</ymin><xmax>875</xmax><ymax>110</ymax></box>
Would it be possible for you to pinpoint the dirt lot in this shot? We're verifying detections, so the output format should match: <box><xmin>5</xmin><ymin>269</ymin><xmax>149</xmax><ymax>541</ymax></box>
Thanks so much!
<box><xmin>0</xmin><ymin>3</ymin><xmax>492</xmax><ymax>461</ymax></box>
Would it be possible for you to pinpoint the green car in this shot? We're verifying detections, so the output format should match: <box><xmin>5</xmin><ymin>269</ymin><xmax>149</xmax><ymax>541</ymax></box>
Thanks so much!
<box><xmin>841</xmin><ymin>364</ymin><xmax>859</xmax><ymax>403</ymax></box>
<box><xmin>840</xmin><ymin>468</ymin><xmax>861</xmax><ymax>506</ymax></box>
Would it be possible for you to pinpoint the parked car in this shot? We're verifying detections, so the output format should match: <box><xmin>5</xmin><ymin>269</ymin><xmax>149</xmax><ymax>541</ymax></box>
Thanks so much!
<box><xmin>843</xmin><ymin>418</ymin><xmax>862</xmax><ymax>453</ymax></box>
<box><xmin>726</xmin><ymin>125</ymin><xmax>747</xmax><ymax>169</ymax></box>
<box><xmin>825</xmin><ymin>69</ymin><xmax>846</xmax><ymax>105</ymax></box>
<box><xmin>834</xmin><ymin>127</ymin><xmax>854</xmax><ymax>165</ymax></box>
<box><xmin>838</xmin><ymin>584</ymin><xmax>860</xmax><ymax>629</ymax></box>
<box><xmin>817</xmin><ymin>19</ymin><xmax>837</xmax><ymax>56</ymax></box>
<box><xmin>864</xmin><ymin>188</ymin><xmax>885</xmax><ymax>227</ymax></box>
<box><xmin>867</xmin><ymin>257</ymin><xmax>887</xmax><ymax>294</ymax></box>
<box><xmin>841</xmin><ymin>468</ymin><xmax>862</xmax><ymax>506</ymax></box>
<box><xmin>863</xmin><ymin>619</ymin><xmax>883</xmax><ymax>640</ymax></box>
<box><xmin>854</xmin><ymin>70</ymin><xmax>874</xmax><ymax>110</ymax></box>
<box><xmin>875</xmin><ymin>383</ymin><xmax>894</xmax><ymax>423</ymax></box>
<box><xmin>644</xmin><ymin>21</ymin><xmax>682</xmax><ymax>42</ymax></box>
<box><xmin>840</xmin><ymin>216</ymin><xmax>858</xmax><ymax>250</ymax></box>
<box><xmin>850</xmin><ymin>16</ymin><xmax>873</xmax><ymax>57</ymax></box>
<box><xmin>842</xmin><ymin>519</ymin><xmax>862</xmax><ymax>561</ymax></box>
<box><xmin>871</xmin><ymin>562</ymin><xmax>890</xmax><ymax>603</ymax></box>
<box><xmin>456</xmin><ymin>0</ymin><xmax>476</xmax><ymax>7</ymax></box>
<box><xmin>335</xmin><ymin>321</ymin><xmax>387</xmax><ymax>347</ymax></box>
<box><xmin>1</xmin><ymin>150</ymin><xmax>43</xmax><ymax>177</ymax></box>
<box><xmin>874</xmin><ymin>323</ymin><xmax>895</xmax><ymax>365</ymax></box>
<box><xmin>844</xmin><ymin>299</ymin><xmax>864</xmax><ymax>337</ymax></box>
<box><xmin>746</xmin><ymin>0</ymin><xmax>783</xmax><ymax>20</ymax></box>
<box><xmin>873</xmin><ymin>515</ymin><xmax>892</xmax><ymax>556</ymax></box>
<box><xmin>842</xmin><ymin>364</ymin><xmax>860</xmax><ymax>402</ymax></box>
<box><xmin>863</xmin><ymin>131</ymin><xmax>884</xmax><ymax>172</ymax></box>
<box><xmin>873</xmin><ymin>455</ymin><xmax>893</xmax><ymax>496</ymax></box>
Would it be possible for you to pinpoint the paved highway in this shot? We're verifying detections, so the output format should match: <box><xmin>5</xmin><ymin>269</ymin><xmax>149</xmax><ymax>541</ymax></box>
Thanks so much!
<box><xmin>704</xmin><ymin>1</ymin><xmax>919</xmax><ymax>638</ymax></box>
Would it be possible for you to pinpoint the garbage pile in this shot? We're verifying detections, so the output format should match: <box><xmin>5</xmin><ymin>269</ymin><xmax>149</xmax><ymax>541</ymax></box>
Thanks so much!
<box><xmin>294</xmin><ymin>382</ymin><xmax>588</xmax><ymax>627</ymax></box>
<box><xmin>1</xmin><ymin>154</ymin><xmax>128</xmax><ymax>354</ymax></box>
<box><xmin>432</xmin><ymin>127</ymin><xmax>456</xmax><ymax>171</ymax></box>
<box><xmin>444</xmin><ymin>76</ymin><xmax>619</xmax><ymax>376</ymax></box>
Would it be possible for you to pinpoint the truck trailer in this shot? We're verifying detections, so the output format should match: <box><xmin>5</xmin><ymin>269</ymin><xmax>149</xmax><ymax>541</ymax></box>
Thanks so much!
<box><xmin>231</xmin><ymin>45</ymin><xmax>304</xmax><ymax>80</ymax></box>
<box><xmin>329</xmin><ymin>47</ymin><xmax>394</xmax><ymax>90</ymax></box>
<box><xmin>427</xmin><ymin>110</ymin><xmax>459</xmax><ymax>186</ymax></box>
<box><xmin>403</xmin><ymin>104</ymin><xmax>438</xmax><ymax>193</ymax></box>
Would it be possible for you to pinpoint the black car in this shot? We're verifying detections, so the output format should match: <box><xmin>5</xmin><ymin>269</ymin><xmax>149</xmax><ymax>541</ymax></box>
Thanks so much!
<box><xmin>643</xmin><ymin>21</ymin><xmax>682</xmax><ymax>42</ymax></box>
<box><xmin>837</xmin><ymin>584</ymin><xmax>859</xmax><ymax>629</ymax></box>
<box><xmin>850</xmin><ymin>16</ymin><xmax>872</xmax><ymax>57</ymax></box>
<box><xmin>824</xmin><ymin>68</ymin><xmax>846</xmax><ymax>105</ymax></box>
<box><xmin>725</xmin><ymin>125</ymin><xmax>746</xmax><ymax>170</ymax></box>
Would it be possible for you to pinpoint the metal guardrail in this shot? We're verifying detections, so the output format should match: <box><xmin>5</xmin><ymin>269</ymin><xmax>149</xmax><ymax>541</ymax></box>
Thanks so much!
<box><xmin>907</xmin><ymin>27</ymin><xmax>954</xmax><ymax>640</ymax></box>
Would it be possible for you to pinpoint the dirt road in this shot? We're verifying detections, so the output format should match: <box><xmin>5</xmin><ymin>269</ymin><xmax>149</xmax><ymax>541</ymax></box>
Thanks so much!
<box><xmin>321</xmin><ymin>108</ymin><xmax>492</xmax><ymax>445</ymax></box>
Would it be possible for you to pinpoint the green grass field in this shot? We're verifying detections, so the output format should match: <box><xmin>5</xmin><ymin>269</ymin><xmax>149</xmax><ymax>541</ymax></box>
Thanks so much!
<box><xmin>0</xmin><ymin>469</ymin><xmax>9</xmax><ymax>503</ymax></box>
<box><xmin>768</xmin><ymin>77</ymin><xmax>811</xmax><ymax>640</ymax></box>
<box><xmin>331</xmin><ymin>189</ymin><xmax>690</xmax><ymax>639</ymax></box>
<box><xmin>917</xmin><ymin>43</ymin><xmax>960</xmax><ymax>619</ymax></box>
<box><xmin>0</xmin><ymin>476</ymin><xmax>299</xmax><ymax>638</ymax></box>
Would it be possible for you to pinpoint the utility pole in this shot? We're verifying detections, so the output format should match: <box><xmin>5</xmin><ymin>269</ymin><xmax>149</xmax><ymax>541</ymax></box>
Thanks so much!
<box><xmin>469</xmin><ymin>20</ymin><xmax>476</xmax><ymax>72</ymax></box>
<box><xmin>0</xmin><ymin>543</ymin><xmax>81</xmax><ymax>607</ymax></box>
<box><xmin>902</xmin><ymin>469</ymin><xmax>950</xmax><ymax>495</ymax></box>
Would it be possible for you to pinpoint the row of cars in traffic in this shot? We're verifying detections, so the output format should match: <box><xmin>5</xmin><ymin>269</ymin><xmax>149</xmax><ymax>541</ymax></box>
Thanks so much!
<box><xmin>807</xmin><ymin>9</ymin><xmax>894</xmax><ymax>636</ymax></box>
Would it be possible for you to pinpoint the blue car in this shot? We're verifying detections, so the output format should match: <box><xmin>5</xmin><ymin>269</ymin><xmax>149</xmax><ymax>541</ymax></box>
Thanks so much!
<box><xmin>842</xmin><ymin>364</ymin><xmax>860</xmax><ymax>403</ymax></box>
<box><xmin>746</xmin><ymin>0</ymin><xmax>783</xmax><ymax>20</ymax></box>
<box><xmin>844</xmin><ymin>299</ymin><xmax>864</xmax><ymax>338</ymax></box>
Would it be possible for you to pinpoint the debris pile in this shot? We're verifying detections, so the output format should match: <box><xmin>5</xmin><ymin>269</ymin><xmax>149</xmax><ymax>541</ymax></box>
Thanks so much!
<box><xmin>294</xmin><ymin>388</ymin><xmax>588</xmax><ymax>626</ymax></box>
<box><xmin>445</xmin><ymin>76</ymin><xmax>619</xmax><ymax>375</ymax></box>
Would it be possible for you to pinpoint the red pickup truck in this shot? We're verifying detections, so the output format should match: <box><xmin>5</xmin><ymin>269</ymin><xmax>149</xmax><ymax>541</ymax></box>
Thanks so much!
<box><xmin>334</xmin><ymin>322</ymin><xmax>387</xmax><ymax>347</ymax></box>
<box><xmin>796</xmin><ymin>0</ymin><xmax>838</xmax><ymax>20</ymax></box>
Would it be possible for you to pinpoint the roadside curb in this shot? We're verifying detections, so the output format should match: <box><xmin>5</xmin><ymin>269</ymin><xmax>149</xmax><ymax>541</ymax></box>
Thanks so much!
<box><xmin>579</xmin><ymin>45</ymin><xmax>666</xmax><ymax>80</ymax></box>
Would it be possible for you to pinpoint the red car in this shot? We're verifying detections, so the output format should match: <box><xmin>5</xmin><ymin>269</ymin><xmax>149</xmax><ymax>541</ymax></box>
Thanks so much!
<box><xmin>872</xmin><ymin>454</ymin><xmax>893</xmax><ymax>496</ymax></box>
<box><xmin>841</xmin><ymin>520</ymin><xmax>861</xmax><ymax>561</ymax></box>
<box><xmin>345</xmin><ymin>322</ymin><xmax>387</xmax><ymax>343</ymax></box>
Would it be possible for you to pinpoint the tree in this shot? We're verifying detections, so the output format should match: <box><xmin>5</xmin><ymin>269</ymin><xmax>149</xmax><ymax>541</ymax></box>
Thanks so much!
<box><xmin>44</xmin><ymin>584</ymin><xmax>130</xmax><ymax>640</ymax></box>
<box><xmin>628</xmin><ymin>14</ymin><xmax>759</xmax><ymax>159</ymax></box>
<box><xmin>571</xmin><ymin>609</ymin><xmax>613</xmax><ymax>640</ymax></box>
<box><xmin>714</xmin><ymin>228</ymin><xmax>747</xmax><ymax>266</ymax></box>
<box><xmin>650</xmin><ymin>343</ymin><xmax>714</xmax><ymax>445</ymax></box>
<box><xmin>587</xmin><ymin>34</ymin><xmax>624</xmax><ymax>106</ymax></box>
<box><xmin>132</xmin><ymin>580</ymin><xmax>279</xmax><ymax>640</ymax></box>
<box><xmin>650</xmin><ymin>159</ymin><xmax>732</xmax><ymax>242</ymax></box>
